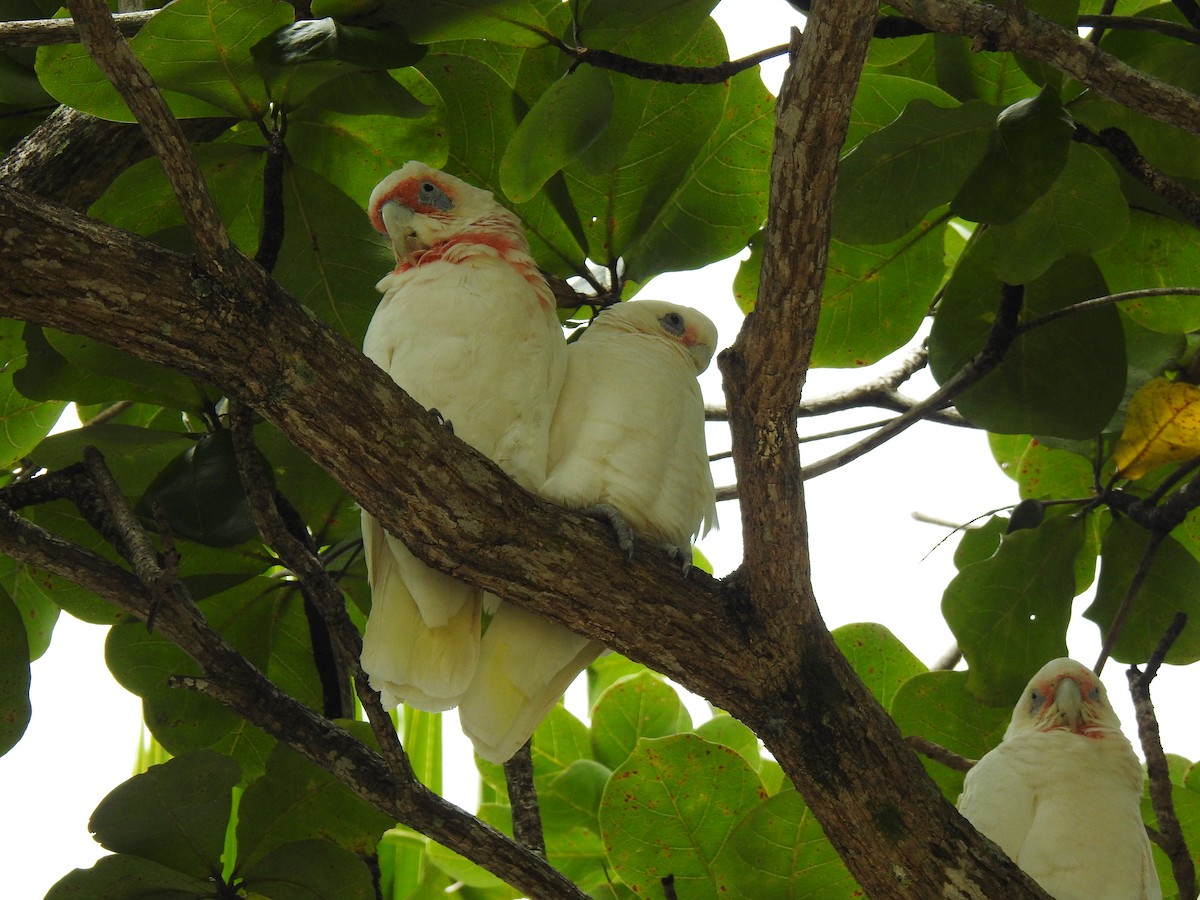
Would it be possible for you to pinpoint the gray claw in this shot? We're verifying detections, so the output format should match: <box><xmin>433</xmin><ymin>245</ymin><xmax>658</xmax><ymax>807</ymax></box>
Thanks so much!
<box><xmin>669</xmin><ymin>545</ymin><xmax>693</xmax><ymax>577</ymax></box>
<box><xmin>428</xmin><ymin>408</ymin><xmax>454</xmax><ymax>435</ymax></box>
<box><xmin>583</xmin><ymin>503</ymin><xmax>635</xmax><ymax>560</ymax></box>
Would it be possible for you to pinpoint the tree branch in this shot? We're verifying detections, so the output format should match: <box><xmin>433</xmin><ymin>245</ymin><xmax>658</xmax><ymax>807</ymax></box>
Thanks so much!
<box><xmin>65</xmin><ymin>0</ymin><xmax>233</xmax><ymax>269</ymax></box>
<box><xmin>0</xmin><ymin>478</ymin><xmax>584</xmax><ymax>900</ymax></box>
<box><xmin>1127</xmin><ymin>614</ymin><xmax>1195</xmax><ymax>900</ymax></box>
<box><xmin>0</xmin><ymin>9</ymin><xmax>153</xmax><ymax>49</ymax></box>
<box><xmin>888</xmin><ymin>0</ymin><xmax>1200</xmax><ymax>136</ymax></box>
<box><xmin>719</xmin><ymin>2</ymin><xmax>1050</xmax><ymax>894</ymax></box>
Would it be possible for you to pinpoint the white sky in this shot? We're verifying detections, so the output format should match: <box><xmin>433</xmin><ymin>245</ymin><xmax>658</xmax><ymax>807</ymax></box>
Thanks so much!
<box><xmin>2</xmin><ymin>2</ymin><xmax>1196</xmax><ymax>897</ymax></box>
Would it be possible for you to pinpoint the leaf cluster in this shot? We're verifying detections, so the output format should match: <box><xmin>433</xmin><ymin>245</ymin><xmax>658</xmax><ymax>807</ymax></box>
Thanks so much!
<box><xmin>2</xmin><ymin>0</ymin><xmax>1200</xmax><ymax>896</ymax></box>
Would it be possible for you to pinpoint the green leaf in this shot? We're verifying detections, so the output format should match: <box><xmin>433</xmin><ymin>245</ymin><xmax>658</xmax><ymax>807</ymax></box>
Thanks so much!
<box><xmin>832</xmin><ymin>100</ymin><xmax>996</xmax><ymax>244</ymax></box>
<box><xmin>532</xmin><ymin>703</ymin><xmax>594</xmax><ymax>778</ymax></box>
<box><xmin>106</xmin><ymin>579</ymin><xmax>308</xmax><ymax>772</ymax></box>
<box><xmin>889</xmin><ymin>671</ymin><xmax>1010</xmax><ymax>801</ymax></box>
<box><xmin>732</xmin><ymin>230</ymin><xmax>761</xmax><ymax>315</ymax></box>
<box><xmin>1085</xmin><ymin>517</ymin><xmax>1200</xmax><ymax>664</ymax></box>
<box><xmin>953</xmin><ymin>515</ymin><xmax>1007</xmax><ymax>570</ymax></box>
<box><xmin>590</xmin><ymin>672</ymin><xmax>692</xmax><ymax>769</ymax></box>
<box><xmin>929</xmin><ymin>248</ymin><xmax>1126</xmax><ymax>438</ymax></box>
<box><xmin>694</xmin><ymin>714</ymin><xmax>760</xmax><ymax>771</ymax></box>
<box><xmin>986</xmin><ymin>143</ymin><xmax>1129</xmax><ymax>283</ymax></box>
<box><xmin>502</xmin><ymin>66</ymin><xmax>613</xmax><ymax>203</ymax></box>
<box><xmin>43</xmin><ymin>328</ymin><xmax>208</xmax><ymax>414</ymax></box>
<box><xmin>942</xmin><ymin>513</ymin><xmax>1083</xmax><ymax>703</ymax></box>
<box><xmin>0</xmin><ymin>318</ymin><xmax>66</xmax><ymax>469</ymax></box>
<box><xmin>951</xmin><ymin>87</ymin><xmax>1074</xmax><ymax>225</ymax></box>
<box><xmin>539</xmin><ymin>759</ymin><xmax>612</xmax><ymax>890</ymax></box>
<box><xmin>31</xmin><ymin>424</ymin><xmax>195</xmax><ymax>504</ymax></box>
<box><xmin>712</xmin><ymin>788</ymin><xmax>859</xmax><ymax>899</ymax></box>
<box><xmin>845</xmin><ymin>74</ymin><xmax>959</xmax><ymax>151</ymax></box>
<box><xmin>0</xmin><ymin>586</ymin><xmax>31</xmax><ymax>756</ymax></box>
<box><xmin>600</xmin><ymin>734</ymin><xmax>767</xmax><ymax>900</ymax></box>
<box><xmin>251</xmin><ymin>19</ymin><xmax>425</xmax><ymax>106</ymax></box>
<box><xmin>136</xmin><ymin>431</ymin><xmax>260</xmax><ymax>548</ymax></box>
<box><xmin>418</xmin><ymin>44</ymin><xmax>587</xmax><ymax>275</ymax></box>
<box><xmin>932</xmin><ymin>33</ymin><xmax>1038</xmax><ymax>107</ymax></box>
<box><xmin>14</xmin><ymin>324</ymin><xmax>166</xmax><ymax>410</ymax></box>
<box><xmin>382</xmin><ymin>0</ymin><xmax>549</xmax><ymax>45</ymax></box>
<box><xmin>89</xmin><ymin>750</ymin><xmax>239</xmax><ymax>879</ymax></box>
<box><xmin>285</xmin><ymin>70</ymin><xmax>443</xmax><ymax>206</ymax></box>
<box><xmin>45</xmin><ymin>853</ymin><xmax>220</xmax><ymax>899</ymax></box>
<box><xmin>238</xmin><ymin>839</ymin><xmax>376</xmax><ymax>900</ymax></box>
<box><xmin>587</xmin><ymin>653</ymin><xmax>648</xmax><ymax>710</ymax></box>
<box><xmin>813</xmin><ymin>211</ymin><xmax>949</xmax><ymax>367</ymax></box>
<box><xmin>831</xmin><ymin>622</ymin><xmax>927</xmax><ymax>710</ymax></box>
<box><xmin>1097</xmin><ymin>211</ymin><xmax>1200</xmax><ymax>333</ymax></box>
<box><xmin>235</xmin><ymin>739</ymin><xmax>395</xmax><ymax>871</ymax></box>
<box><xmin>1015</xmin><ymin>439</ymin><xmax>1094</xmax><ymax>501</ymax></box>
<box><xmin>614</xmin><ymin>53</ymin><xmax>773</xmax><ymax>281</ymax></box>
<box><xmin>0</xmin><ymin>552</ymin><xmax>58</xmax><ymax>661</ymax></box>
<box><xmin>130</xmin><ymin>0</ymin><xmax>291</xmax><ymax>118</ymax></box>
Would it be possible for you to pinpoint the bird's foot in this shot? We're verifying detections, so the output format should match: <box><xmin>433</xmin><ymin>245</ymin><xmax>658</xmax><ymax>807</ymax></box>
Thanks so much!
<box><xmin>428</xmin><ymin>408</ymin><xmax>455</xmax><ymax>435</ymax></box>
<box><xmin>667</xmin><ymin>545</ymin><xmax>694</xmax><ymax>577</ymax></box>
<box><xmin>582</xmin><ymin>503</ymin><xmax>635</xmax><ymax>561</ymax></box>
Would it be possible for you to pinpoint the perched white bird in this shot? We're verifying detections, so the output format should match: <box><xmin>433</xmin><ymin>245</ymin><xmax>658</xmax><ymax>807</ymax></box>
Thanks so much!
<box><xmin>458</xmin><ymin>300</ymin><xmax>718</xmax><ymax>763</ymax></box>
<box><xmin>359</xmin><ymin>161</ymin><xmax>566</xmax><ymax>712</ymax></box>
<box><xmin>957</xmin><ymin>658</ymin><xmax>1161</xmax><ymax>900</ymax></box>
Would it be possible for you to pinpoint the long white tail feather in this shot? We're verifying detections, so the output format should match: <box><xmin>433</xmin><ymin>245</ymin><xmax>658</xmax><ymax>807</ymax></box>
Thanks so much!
<box><xmin>361</xmin><ymin>511</ymin><xmax>481</xmax><ymax>710</ymax></box>
<box><xmin>459</xmin><ymin>602</ymin><xmax>604</xmax><ymax>764</ymax></box>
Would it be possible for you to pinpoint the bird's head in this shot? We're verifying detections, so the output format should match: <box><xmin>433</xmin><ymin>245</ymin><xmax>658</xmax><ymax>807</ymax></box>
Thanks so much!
<box><xmin>367</xmin><ymin>162</ymin><xmax>523</xmax><ymax>267</ymax></box>
<box><xmin>1006</xmin><ymin>657</ymin><xmax>1122</xmax><ymax>740</ymax></box>
<box><xmin>591</xmin><ymin>300</ymin><xmax>718</xmax><ymax>373</ymax></box>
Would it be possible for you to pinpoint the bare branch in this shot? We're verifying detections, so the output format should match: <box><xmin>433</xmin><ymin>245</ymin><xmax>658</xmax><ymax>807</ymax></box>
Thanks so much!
<box><xmin>0</xmin><ymin>480</ymin><xmax>585</xmax><ymax>900</ymax></box>
<box><xmin>64</xmin><ymin>0</ymin><xmax>233</xmax><ymax>269</ymax></box>
<box><xmin>801</xmin><ymin>285</ymin><xmax>1024</xmax><ymax>480</ymax></box>
<box><xmin>0</xmin><ymin>9</ymin><xmax>153</xmax><ymax>49</ymax></box>
<box><xmin>228</xmin><ymin>402</ymin><xmax>412</xmax><ymax>780</ymax></box>
<box><xmin>504</xmin><ymin>741</ymin><xmax>546</xmax><ymax>858</ymax></box>
<box><xmin>1094</xmin><ymin>532</ymin><xmax>1166</xmax><ymax>676</ymax></box>
<box><xmin>888</xmin><ymin>0</ymin><xmax>1200</xmax><ymax>136</ymax></box>
<box><xmin>1127</xmin><ymin>614</ymin><xmax>1195</xmax><ymax>900</ymax></box>
<box><xmin>905</xmin><ymin>735</ymin><xmax>976</xmax><ymax>773</ymax></box>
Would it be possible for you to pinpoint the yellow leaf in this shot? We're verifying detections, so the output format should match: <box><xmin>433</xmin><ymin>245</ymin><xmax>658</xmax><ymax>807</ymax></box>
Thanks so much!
<box><xmin>1113</xmin><ymin>377</ymin><xmax>1200</xmax><ymax>480</ymax></box>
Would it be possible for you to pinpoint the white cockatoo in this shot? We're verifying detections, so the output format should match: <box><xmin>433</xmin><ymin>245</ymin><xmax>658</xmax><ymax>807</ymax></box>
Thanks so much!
<box><xmin>457</xmin><ymin>300</ymin><xmax>718</xmax><ymax>763</ymax></box>
<box><xmin>359</xmin><ymin>161</ymin><xmax>566</xmax><ymax>712</ymax></box>
<box><xmin>957</xmin><ymin>657</ymin><xmax>1161</xmax><ymax>900</ymax></box>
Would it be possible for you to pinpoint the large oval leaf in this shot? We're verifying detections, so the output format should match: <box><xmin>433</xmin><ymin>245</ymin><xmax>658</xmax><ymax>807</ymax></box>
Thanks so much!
<box><xmin>1085</xmin><ymin>516</ymin><xmax>1200</xmax><ymax>665</ymax></box>
<box><xmin>590</xmin><ymin>671</ymin><xmax>691</xmax><ymax>769</ymax></box>
<box><xmin>501</xmin><ymin>65</ymin><xmax>614</xmax><ymax>203</ymax></box>
<box><xmin>950</xmin><ymin>86</ymin><xmax>1074</xmax><ymax>225</ymax></box>
<box><xmin>1097</xmin><ymin>211</ymin><xmax>1200</xmax><ymax>333</ymax></box>
<box><xmin>941</xmin><ymin>513</ymin><xmax>1083</xmax><ymax>704</ymax></box>
<box><xmin>929</xmin><ymin>246</ymin><xmax>1126</xmax><ymax>438</ymax></box>
<box><xmin>832</xmin><ymin>99</ymin><xmax>995</xmax><ymax>245</ymax></box>
<box><xmin>0</xmin><ymin>587</ymin><xmax>31</xmax><ymax>757</ymax></box>
<box><xmin>600</xmin><ymin>734</ymin><xmax>767</xmax><ymax>900</ymax></box>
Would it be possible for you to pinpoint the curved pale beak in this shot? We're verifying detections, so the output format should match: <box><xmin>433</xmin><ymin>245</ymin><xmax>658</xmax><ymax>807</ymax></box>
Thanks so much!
<box><xmin>381</xmin><ymin>202</ymin><xmax>421</xmax><ymax>267</ymax></box>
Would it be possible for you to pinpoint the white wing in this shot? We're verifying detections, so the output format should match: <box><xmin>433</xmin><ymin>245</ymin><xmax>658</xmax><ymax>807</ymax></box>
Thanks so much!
<box><xmin>458</xmin><ymin>301</ymin><xmax>716</xmax><ymax>762</ymax></box>
<box><xmin>361</xmin><ymin>246</ymin><xmax>565</xmax><ymax>712</ymax></box>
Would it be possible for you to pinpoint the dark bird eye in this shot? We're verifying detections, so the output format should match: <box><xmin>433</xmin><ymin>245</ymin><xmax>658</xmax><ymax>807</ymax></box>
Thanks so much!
<box><xmin>416</xmin><ymin>180</ymin><xmax>454</xmax><ymax>212</ymax></box>
<box><xmin>420</xmin><ymin>182</ymin><xmax>436</xmax><ymax>194</ymax></box>
<box><xmin>661</xmin><ymin>312</ymin><xmax>685</xmax><ymax>336</ymax></box>
<box><xmin>1029</xmin><ymin>689</ymin><xmax>1045</xmax><ymax>712</ymax></box>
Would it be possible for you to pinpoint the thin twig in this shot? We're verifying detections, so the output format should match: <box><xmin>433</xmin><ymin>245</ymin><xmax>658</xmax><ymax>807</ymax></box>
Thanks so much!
<box><xmin>1073</xmin><ymin>125</ymin><xmax>1200</xmax><ymax>228</ymax></box>
<box><xmin>504</xmin><ymin>740</ymin><xmax>546</xmax><ymax>858</ymax></box>
<box><xmin>905</xmin><ymin>735</ymin><xmax>976</xmax><ymax>772</ymax></box>
<box><xmin>65</xmin><ymin>0</ymin><xmax>233</xmax><ymax>270</ymax></box>
<box><xmin>1127</xmin><ymin>613</ymin><xmax>1195</xmax><ymax>900</ymax></box>
<box><xmin>1079</xmin><ymin>13</ymin><xmax>1200</xmax><ymax>45</ymax></box>
<box><xmin>1094</xmin><ymin>532</ymin><xmax>1166</xmax><ymax>676</ymax></box>
<box><xmin>801</xmin><ymin>285</ymin><xmax>1024</xmax><ymax>480</ymax></box>
<box><xmin>227</xmin><ymin>402</ymin><xmax>414</xmax><ymax>783</ymax></box>
<box><xmin>81</xmin><ymin>445</ymin><xmax>192</xmax><ymax>624</ymax></box>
